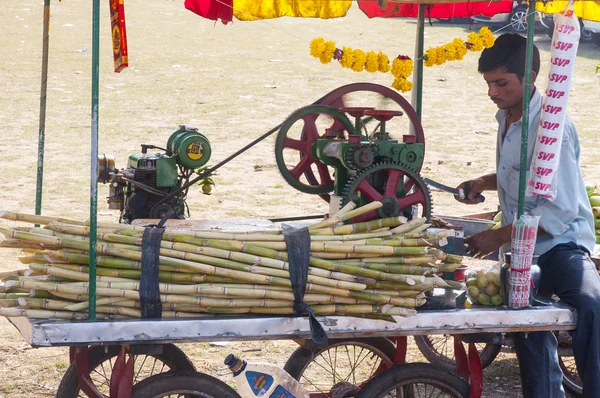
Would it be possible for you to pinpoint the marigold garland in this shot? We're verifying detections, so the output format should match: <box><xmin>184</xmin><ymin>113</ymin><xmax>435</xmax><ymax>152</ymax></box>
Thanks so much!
<box><xmin>309</xmin><ymin>27</ymin><xmax>495</xmax><ymax>93</ymax></box>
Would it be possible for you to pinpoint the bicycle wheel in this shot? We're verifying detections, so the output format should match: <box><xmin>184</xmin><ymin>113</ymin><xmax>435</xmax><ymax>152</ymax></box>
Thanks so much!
<box><xmin>284</xmin><ymin>337</ymin><xmax>396</xmax><ymax>396</ymax></box>
<box><xmin>131</xmin><ymin>371</ymin><xmax>240</xmax><ymax>398</ymax></box>
<box><xmin>56</xmin><ymin>344</ymin><xmax>196</xmax><ymax>398</ymax></box>
<box><xmin>357</xmin><ymin>363</ymin><xmax>470</xmax><ymax>398</ymax></box>
<box><xmin>414</xmin><ymin>335</ymin><xmax>501</xmax><ymax>372</ymax></box>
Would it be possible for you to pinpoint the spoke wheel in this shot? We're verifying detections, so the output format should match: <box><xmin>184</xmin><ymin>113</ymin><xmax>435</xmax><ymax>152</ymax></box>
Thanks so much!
<box><xmin>341</xmin><ymin>161</ymin><xmax>432</xmax><ymax>223</ymax></box>
<box><xmin>356</xmin><ymin>363</ymin><xmax>470</xmax><ymax>398</ymax></box>
<box><xmin>275</xmin><ymin>104</ymin><xmax>355</xmax><ymax>196</ymax></box>
<box><xmin>414</xmin><ymin>335</ymin><xmax>501</xmax><ymax>372</ymax></box>
<box><xmin>314</xmin><ymin>83</ymin><xmax>425</xmax><ymax>148</ymax></box>
<box><xmin>284</xmin><ymin>338</ymin><xmax>396</xmax><ymax>396</ymax></box>
<box><xmin>131</xmin><ymin>371</ymin><xmax>240</xmax><ymax>398</ymax></box>
<box><xmin>56</xmin><ymin>344</ymin><xmax>195</xmax><ymax>398</ymax></box>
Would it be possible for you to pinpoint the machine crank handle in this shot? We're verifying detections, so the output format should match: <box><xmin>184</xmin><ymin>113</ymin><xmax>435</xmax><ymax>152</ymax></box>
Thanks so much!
<box><xmin>463</xmin><ymin>181</ymin><xmax>485</xmax><ymax>203</ymax></box>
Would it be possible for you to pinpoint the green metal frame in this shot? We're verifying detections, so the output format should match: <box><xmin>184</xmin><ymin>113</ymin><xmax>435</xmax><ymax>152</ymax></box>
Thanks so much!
<box><xmin>517</xmin><ymin>0</ymin><xmax>537</xmax><ymax>218</ymax></box>
<box><xmin>35</xmin><ymin>0</ymin><xmax>51</xmax><ymax>220</ymax></box>
<box><xmin>88</xmin><ymin>0</ymin><xmax>101</xmax><ymax>320</ymax></box>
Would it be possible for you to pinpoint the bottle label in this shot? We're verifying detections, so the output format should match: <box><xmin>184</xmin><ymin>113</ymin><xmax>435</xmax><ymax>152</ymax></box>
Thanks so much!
<box><xmin>269</xmin><ymin>385</ymin><xmax>297</xmax><ymax>398</ymax></box>
<box><xmin>245</xmin><ymin>371</ymin><xmax>274</xmax><ymax>396</ymax></box>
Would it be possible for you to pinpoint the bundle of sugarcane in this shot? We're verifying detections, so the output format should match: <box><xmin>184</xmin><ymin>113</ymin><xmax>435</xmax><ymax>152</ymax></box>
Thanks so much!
<box><xmin>0</xmin><ymin>202</ymin><xmax>463</xmax><ymax>321</ymax></box>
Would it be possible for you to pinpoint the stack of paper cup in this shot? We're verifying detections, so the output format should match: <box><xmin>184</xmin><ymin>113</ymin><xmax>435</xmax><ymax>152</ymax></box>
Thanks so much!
<box><xmin>509</xmin><ymin>214</ymin><xmax>540</xmax><ymax>308</ymax></box>
<box><xmin>528</xmin><ymin>7</ymin><xmax>580</xmax><ymax>199</ymax></box>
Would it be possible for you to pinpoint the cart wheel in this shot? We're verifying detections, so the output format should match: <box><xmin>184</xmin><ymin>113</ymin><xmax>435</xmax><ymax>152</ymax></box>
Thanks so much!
<box><xmin>556</xmin><ymin>330</ymin><xmax>582</xmax><ymax>396</ymax></box>
<box><xmin>283</xmin><ymin>337</ymin><xmax>396</xmax><ymax>396</ymax></box>
<box><xmin>356</xmin><ymin>363</ymin><xmax>470</xmax><ymax>398</ymax></box>
<box><xmin>131</xmin><ymin>370</ymin><xmax>240</xmax><ymax>398</ymax></box>
<box><xmin>56</xmin><ymin>344</ymin><xmax>195</xmax><ymax>398</ymax></box>
<box><xmin>414</xmin><ymin>335</ymin><xmax>501</xmax><ymax>372</ymax></box>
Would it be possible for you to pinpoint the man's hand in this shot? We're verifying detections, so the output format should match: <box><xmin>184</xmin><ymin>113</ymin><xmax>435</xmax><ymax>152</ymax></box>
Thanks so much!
<box><xmin>454</xmin><ymin>174</ymin><xmax>497</xmax><ymax>204</ymax></box>
<box><xmin>464</xmin><ymin>226</ymin><xmax>511</xmax><ymax>258</ymax></box>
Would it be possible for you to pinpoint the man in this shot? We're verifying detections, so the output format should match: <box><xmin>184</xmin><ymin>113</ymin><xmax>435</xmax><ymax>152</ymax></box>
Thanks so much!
<box><xmin>457</xmin><ymin>33</ymin><xmax>600</xmax><ymax>397</ymax></box>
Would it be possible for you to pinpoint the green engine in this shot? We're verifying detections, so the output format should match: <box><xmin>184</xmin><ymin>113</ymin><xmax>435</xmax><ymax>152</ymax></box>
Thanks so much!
<box><xmin>98</xmin><ymin>125</ymin><xmax>211</xmax><ymax>223</ymax></box>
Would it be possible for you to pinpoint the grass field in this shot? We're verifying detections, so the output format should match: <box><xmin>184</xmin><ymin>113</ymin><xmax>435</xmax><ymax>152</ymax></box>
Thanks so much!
<box><xmin>0</xmin><ymin>0</ymin><xmax>599</xmax><ymax>396</ymax></box>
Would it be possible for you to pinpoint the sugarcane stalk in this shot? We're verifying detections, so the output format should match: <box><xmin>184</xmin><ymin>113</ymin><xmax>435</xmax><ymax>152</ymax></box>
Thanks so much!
<box><xmin>49</xmin><ymin>263</ymin><xmax>237</xmax><ymax>285</ymax></box>
<box><xmin>0</xmin><ymin>293</ymin><xmax>30</xmax><ymax>299</ymax></box>
<box><xmin>362</xmin><ymin>289</ymin><xmax>424</xmax><ymax>298</ymax></box>
<box><xmin>0</xmin><ymin>210</ymin><xmax>84</xmax><ymax>226</ymax></box>
<box><xmin>17</xmin><ymin>297</ymin><xmax>74</xmax><ymax>310</ymax></box>
<box><xmin>18</xmin><ymin>255</ymin><xmax>45</xmax><ymax>264</ymax></box>
<box><xmin>439</xmin><ymin>263</ymin><xmax>462</xmax><ymax>272</ymax></box>
<box><xmin>0</xmin><ymin>269</ymin><xmax>31</xmax><ymax>279</ymax></box>
<box><xmin>65</xmin><ymin>297</ymin><xmax>134</xmax><ymax>311</ymax></box>
<box><xmin>308</xmin><ymin>202</ymin><xmax>383</xmax><ymax>230</ymax></box>
<box><xmin>311</xmin><ymin>216</ymin><xmax>406</xmax><ymax>236</ymax></box>
<box><xmin>390</xmin><ymin>218</ymin><xmax>427</xmax><ymax>234</ymax></box>
<box><xmin>11</xmin><ymin>279</ymin><xmax>301</xmax><ymax>308</ymax></box>
<box><xmin>333</xmin><ymin>262</ymin><xmax>438</xmax><ymax>275</ymax></box>
<box><xmin>0</xmin><ymin>239</ymin><xmax>50</xmax><ymax>250</ymax></box>
<box><xmin>354</xmin><ymin>255</ymin><xmax>438</xmax><ymax>264</ymax></box>
<box><xmin>362</xmin><ymin>238</ymin><xmax>435</xmax><ymax>247</ymax></box>
<box><xmin>0</xmin><ymin>299</ymin><xmax>18</xmax><ymax>307</ymax></box>
<box><xmin>0</xmin><ymin>308</ymin><xmax>121</xmax><ymax>319</ymax></box>
<box><xmin>444</xmin><ymin>280</ymin><xmax>464</xmax><ymax>290</ymax></box>
<box><xmin>330</xmin><ymin>201</ymin><xmax>357</xmax><ymax>219</ymax></box>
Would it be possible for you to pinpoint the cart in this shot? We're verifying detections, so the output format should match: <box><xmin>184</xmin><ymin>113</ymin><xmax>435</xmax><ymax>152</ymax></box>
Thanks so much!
<box><xmin>7</xmin><ymin>301</ymin><xmax>576</xmax><ymax>397</ymax></box>
<box><xmin>1</xmin><ymin>0</ymin><xmax>594</xmax><ymax>396</ymax></box>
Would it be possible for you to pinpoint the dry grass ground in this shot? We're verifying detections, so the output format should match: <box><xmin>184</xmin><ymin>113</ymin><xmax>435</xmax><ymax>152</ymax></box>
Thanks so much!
<box><xmin>0</xmin><ymin>0</ymin><xmax>599</xmax><ymax>396</ymax></box>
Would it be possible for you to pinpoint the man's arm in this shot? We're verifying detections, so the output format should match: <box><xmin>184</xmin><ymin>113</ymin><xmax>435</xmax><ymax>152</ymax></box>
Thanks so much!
<box><xmin>455</xmin><ymin>173</ymin><xmax>497</xmax><ymax>204</ymax></box>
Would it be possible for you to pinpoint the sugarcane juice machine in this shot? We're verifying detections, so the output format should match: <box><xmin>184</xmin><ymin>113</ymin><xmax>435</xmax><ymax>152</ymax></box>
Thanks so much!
<box><xmin>97</xmin><ymin>83</ymin><xmax>432</xmax><ymax>224</ymax></box>
<box><xmin>274</xmin><ymin>103</ymin><xmax>431</xmax><ymax>223</ymax></box>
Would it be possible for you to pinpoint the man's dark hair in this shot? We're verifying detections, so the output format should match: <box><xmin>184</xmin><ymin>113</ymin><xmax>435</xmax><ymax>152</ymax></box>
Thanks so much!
<box><xmin>478</xmin><ymin>33</ymin><xmax>540</xmax><ymax>80</ymax></box>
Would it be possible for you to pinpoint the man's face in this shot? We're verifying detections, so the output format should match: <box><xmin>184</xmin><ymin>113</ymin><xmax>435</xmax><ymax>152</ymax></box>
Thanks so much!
<box><xmin>482</xmin><ymin>66</ymin><xmax>524</xmax><ymax>110</ymax></box>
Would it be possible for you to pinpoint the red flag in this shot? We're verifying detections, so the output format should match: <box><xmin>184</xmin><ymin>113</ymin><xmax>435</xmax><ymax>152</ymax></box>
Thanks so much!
<box><xmin>184</xmin><ymin>0</ymin><xmax>233</xmax><ymax>24</ymax></box>
<box><xmin>110</xmin><ymin>0</ymin><xmax>128</xmax><ymax>73</ymax></box>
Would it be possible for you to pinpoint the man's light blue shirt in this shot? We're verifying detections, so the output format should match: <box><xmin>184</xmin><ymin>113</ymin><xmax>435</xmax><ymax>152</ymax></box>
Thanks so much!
<box><xmin>495</xmin><ymin>88</ymin><xmax>595</xmax><ymax>255</ymax></box>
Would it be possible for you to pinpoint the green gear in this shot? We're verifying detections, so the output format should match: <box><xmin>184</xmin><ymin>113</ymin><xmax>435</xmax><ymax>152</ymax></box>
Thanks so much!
<box><xmin>341</xmin><ymin>161</ymin><xmax>432</xmax><ymax>221</ymax></box>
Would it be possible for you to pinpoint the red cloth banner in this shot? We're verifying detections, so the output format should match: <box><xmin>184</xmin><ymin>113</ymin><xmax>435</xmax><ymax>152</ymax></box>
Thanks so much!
<box><xmin>110</xmin><ymin>0</ymin><xmax>128</xmax><ymax>73</ymax></box>
<box><xmin>357</xmin><ymin>0</ymin><xmax>513</xmax><ymax>19</ymax></box>
<box><xmin>184</xmin><ymin>0</ymin><xmax>234</xmax><ymax>24</ymax></box>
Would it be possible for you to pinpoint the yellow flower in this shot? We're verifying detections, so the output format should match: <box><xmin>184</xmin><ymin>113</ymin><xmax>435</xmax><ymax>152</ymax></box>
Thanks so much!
<box><xmin>340</xmin><ymin>46</ymin><xmax>354</xmax><ymax>69</ymax></box>
<box><xmin>444</xmin><ymin>42</ymin><xmax>458</xmax><ymax>61</ymax></box>
<box><xmin>467</xmin><ymin>32</ymin><xmax>484</xmax><ymax>52</ymax></box>
<box><xmin>365</xmin><ymin>51</ymin><xmax>379</xmax><ymax>73</ymax></box>
<box><xmin>454</xmin><ymin>38</ymin><xmax>468</xmax><ymax>60</ymax></box>
<box><xmin>424</xmin><ymin>47</ymin><xmax>442</xmax><ymax>67</ymax></box>
<box><xmin>352</xmin><ymin>49</ymin><xmax>367</xmax><ymax>72</ymax></box>
<box><xmin>378</xmin><ymin>52</ymin><xmax>391</xmax><ymax>73</ymax></box>
<box><xmin>392</xmin><ymin>77</ymin><xmax>412</xmax><ymax>92</ymax></box>
<box><xmin>479</xmin><ymin>27</ymin><xmax>495</xmax><ymax>48</ymax></box>
<box><xmin>391</xmin><ymin>58</ymin><xmax>414</xmax><ymax>78</ymax></box>
<box><xmin>319</xmin><ymin>40</ymin><xmax>337</xmax><ymax>64</ymax></box>
<box><xmin>310</xmin><ymin>38</ymin><xmax>326</xmax><ymax>59</ymax></box>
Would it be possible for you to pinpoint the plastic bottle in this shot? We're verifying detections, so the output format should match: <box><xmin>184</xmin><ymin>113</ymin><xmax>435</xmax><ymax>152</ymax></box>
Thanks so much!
<box><xmin>224</xmin><ymin>353</ymin><xmax>308</xmax><ymax>398</ymax></box>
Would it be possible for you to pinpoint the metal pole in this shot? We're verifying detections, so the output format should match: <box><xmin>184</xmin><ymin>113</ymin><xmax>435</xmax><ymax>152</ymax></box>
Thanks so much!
<box><xmin>410</xmin><ymin>4</ymin><xmax>426</xmax><ymax>121</ymax></box>
<box><xmin>88</xmin><ymin>0</ymin><xmax>101</xmax><ymax>321</ymax></box>
<box><xmin>36</xmin><ymin>0</ymin><xmax>51</xmax><ymax>218</ymax></box>
<box><xmin>517</xmin><ymin>0</ymin><xmax>537</xmax><ymax>218</ymax></box>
